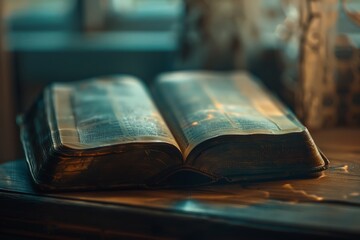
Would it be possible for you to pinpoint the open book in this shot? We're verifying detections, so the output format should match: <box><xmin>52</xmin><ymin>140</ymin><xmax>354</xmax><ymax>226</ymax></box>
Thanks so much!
<box><xmin>20</xmin><ymin>71</ymin><xmax>328</xmax><ymax>191</ymax></box>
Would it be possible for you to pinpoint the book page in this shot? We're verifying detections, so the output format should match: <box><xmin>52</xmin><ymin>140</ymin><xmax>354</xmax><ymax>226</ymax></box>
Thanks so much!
<box><xmin>154</xmin><ymin>71</ymin><xmax>304</xmax><ymax>158</ymax></box>
<box><xmin>50</xmin><ymin>76</ymin><xmax>179</xmax><ymax>150</ymax></box>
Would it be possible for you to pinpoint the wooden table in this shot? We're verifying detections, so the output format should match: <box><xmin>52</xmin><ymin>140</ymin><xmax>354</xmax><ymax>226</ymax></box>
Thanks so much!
<box><xmin>0</xmin><ymin>128</ymin><xmax>359</xmax><ymax>239</ymax></box>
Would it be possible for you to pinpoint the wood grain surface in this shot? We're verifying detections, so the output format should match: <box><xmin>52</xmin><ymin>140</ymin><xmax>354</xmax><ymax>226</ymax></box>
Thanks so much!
<box><xmin>0</xmin><ymin>128</ymin><xmax>359</xmax><ymax>239</ymax></box>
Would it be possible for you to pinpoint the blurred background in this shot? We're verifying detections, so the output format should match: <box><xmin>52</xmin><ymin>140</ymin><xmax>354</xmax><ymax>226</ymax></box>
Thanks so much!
<box><xmin>1</xmin><ymin>0</ymin><xmax>359</xmax><ymax>162</ymax></box>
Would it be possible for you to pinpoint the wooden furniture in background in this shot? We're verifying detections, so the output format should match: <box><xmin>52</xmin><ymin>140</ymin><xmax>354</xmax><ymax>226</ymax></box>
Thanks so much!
<box><xmin>0</xmin><ymin>0</ymin><xmax>17</xmax><ymax>162</ymax></box>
